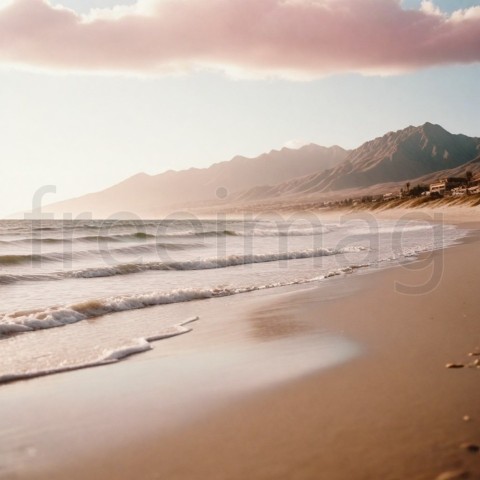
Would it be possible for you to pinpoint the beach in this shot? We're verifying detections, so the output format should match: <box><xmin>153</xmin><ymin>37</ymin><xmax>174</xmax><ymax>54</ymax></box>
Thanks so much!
<box><xmin>1</xmin><ymin>209</ymin><xmax>479</xmax><ymax>480</ymax></box>
<box><xmin>2</xmin><ymin>0</ymin><xmax>479</xmax><ymax>477</ymax></box>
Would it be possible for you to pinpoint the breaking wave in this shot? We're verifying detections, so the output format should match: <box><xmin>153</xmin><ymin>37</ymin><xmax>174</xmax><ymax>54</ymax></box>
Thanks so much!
<box><xmin>160</xmin><ymin>227</ymin><xmax>331</xmax><ymax>238</ymax></box>
<box><xmin>0</xmin><ymin>246</ymin><xmax>366</xmax><ymax>284</ymax></box>
<box><xmin>0</xmin><ymin>263</ymin><xmax>366</xmax><ymax>335</ymax></box>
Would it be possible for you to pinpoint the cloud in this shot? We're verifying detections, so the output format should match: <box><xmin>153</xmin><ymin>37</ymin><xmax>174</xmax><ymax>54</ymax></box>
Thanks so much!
<box><xmin>283</xmin><ymin>139</ymin><xmax>310</xmax><ymax>149</ymax></box>
<box><xmin>0</xmin><ymin>0</ymin><xmax>479</xmax><ymax>78</ymax></box>
<box><xmin>419</xmin><ymin>0</ymin><xmax>443</xmax><ymax>16</ymax></box>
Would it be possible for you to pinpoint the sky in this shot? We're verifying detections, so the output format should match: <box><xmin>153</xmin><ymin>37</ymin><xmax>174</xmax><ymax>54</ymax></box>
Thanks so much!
<box><xmin>0</xmin><ymin>0</ymin><xmax>479</xmax><ymax>217</ymax></box>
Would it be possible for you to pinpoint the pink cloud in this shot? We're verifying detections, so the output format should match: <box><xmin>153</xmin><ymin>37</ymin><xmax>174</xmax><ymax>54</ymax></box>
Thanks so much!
<box><xmin>0</xmin><ymin>0</ymin><xmax>479</xmax><ymax>77</ymax></box>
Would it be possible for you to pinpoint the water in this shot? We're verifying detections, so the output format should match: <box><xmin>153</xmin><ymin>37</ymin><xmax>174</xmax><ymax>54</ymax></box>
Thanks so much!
<box><xmin>0</xmin><ymin>215</ymin><xmax>466</xmax><ymax>382</ymax></box>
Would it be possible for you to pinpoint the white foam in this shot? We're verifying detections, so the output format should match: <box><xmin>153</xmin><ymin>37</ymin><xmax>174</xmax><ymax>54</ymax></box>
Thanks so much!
<box><xmin>99</xmin><ymin>339</ymin><xmax>152</xmax><ymax>362</ymax></box>
<box><xmin>348</xmin><ymin>224</ymin><xmax>440</xmax><ymax>236</ymax></box>
<box><xmin>0</xmin><ymin>317</ymin><xmax>199</xmax><ymax>384</ymax></box>
<box><xmin>242</xmin><ymin>226</ymin><xmax>332</xmax><ymax>237</ymax></box>
<box><xmin>69</xmin><ymin>246</ymin><xmax>367</xmax><ymax>278</ymax></box>
<box><xmin>0</xmin><ymin>261</ymin><xmax>370</xmax><ymax>335</ymax></box>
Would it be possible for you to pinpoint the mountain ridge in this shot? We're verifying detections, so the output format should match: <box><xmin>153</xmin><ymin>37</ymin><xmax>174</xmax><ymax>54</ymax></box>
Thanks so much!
<box><xmin>43</xmin><ymin>143</ymin><xmax>348</xmax><ymax>217</ymax></box>
<box><xmin>41</xmin><ymin>123</ymin><xmax>480</xmax><ymax>217</ymax></box>
<box><xmin>232</xmin><ymin>123</ymin><xmax>480</xmax><ymax>203</ymax></box>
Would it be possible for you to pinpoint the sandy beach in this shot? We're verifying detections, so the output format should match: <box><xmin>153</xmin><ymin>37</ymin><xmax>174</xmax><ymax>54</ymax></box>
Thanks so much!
<box><xmin>0</xmin><ymin>209</ymin><xmax>477</xmax><ymax>480</ymax></box>
<box><xmin>2</xmin><ymin>0</ymin><xmax>479</xmax><ymax>477</ymax></box>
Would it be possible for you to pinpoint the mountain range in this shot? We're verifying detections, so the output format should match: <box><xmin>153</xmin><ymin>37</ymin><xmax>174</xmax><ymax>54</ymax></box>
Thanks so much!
<box><xmin>42</xmin><ymin>123</ymin><xmax>480</xmax><ymax>217</ymax></box>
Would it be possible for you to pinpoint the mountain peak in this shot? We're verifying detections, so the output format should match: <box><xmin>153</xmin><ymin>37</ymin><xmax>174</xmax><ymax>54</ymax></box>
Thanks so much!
<box><xmin>322</xmin><ymin>123</ymin><xmax>480</xmax><ymax>191</ymax></box>
<box><xmin>43</xmin><ymin>123</ymin><xmax>480</xmax><ymax>217</ymax></box>
<box><xmin>417</xmin><ymin>122</ymin><xmax>448</xmax><ymax>135</ymax></box>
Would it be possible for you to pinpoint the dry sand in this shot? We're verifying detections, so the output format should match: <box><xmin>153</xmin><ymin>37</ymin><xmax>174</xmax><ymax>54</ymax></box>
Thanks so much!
<box><xmin>1</xmin><ymin>213</ymin><xmax>480</xmax><ymax>480</ymax></box>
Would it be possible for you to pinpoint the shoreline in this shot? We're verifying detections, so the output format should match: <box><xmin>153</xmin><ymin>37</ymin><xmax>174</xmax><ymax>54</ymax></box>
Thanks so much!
<box><xmin>0</xmin><ymin>210</ymin><xmax>469</xmax><ymax>386</ymax></box>
<box><xmin>1</xmin><ymin>212</ymin><xmax>479</xmax><ymax>480</ymax></box>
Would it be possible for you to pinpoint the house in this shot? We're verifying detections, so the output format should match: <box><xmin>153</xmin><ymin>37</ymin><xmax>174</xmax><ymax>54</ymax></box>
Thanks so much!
<box><xmin>429</xmin><ymin>181</ymin><xmax>447</xmax><ymax>195</ymax></box>
<box><xmin>451</xmin><ymin>186</ymin><xmax>467</xmax><ymax>197</ymax></box>
<box><xmin>429</xmin><ymin>177</ymin><xmax>466</xmax><ymax>196</ymax></box>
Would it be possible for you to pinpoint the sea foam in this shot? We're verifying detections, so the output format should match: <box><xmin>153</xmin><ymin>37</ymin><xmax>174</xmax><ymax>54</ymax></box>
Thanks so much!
<box><xmin>0</xmin><ymin>317</ymin><xmax>199</xmax><ymax>384</ymax></box>
<box><xmin>0</xmin><ymin>263</ymin><xmax>366</xmax><ymax>335</ymax></box>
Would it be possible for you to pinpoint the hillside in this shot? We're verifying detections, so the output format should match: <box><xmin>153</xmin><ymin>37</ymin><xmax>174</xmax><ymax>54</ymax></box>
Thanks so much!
<box><xmin>234</xmin><ymin>123</ymin><xmax>480</xmax><ymax>203</ymax></box>
<box><xmin>44</xmin><ymin>144</ymin><xmax>347</xmax><ymax>217</ymax></box>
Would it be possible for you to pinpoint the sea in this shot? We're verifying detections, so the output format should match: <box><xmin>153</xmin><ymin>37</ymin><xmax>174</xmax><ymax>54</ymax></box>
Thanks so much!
<box><xmin>0</xmin><ymin>214</ymin><xmax>467</xmax><ymax>383</ymax></box>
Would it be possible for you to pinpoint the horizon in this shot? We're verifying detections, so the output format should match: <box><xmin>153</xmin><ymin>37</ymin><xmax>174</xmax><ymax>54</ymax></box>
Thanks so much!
<box><xmin>1</xmin><ymin>0</ymin><xmax>479</xmax><ymax>217</ymax></box>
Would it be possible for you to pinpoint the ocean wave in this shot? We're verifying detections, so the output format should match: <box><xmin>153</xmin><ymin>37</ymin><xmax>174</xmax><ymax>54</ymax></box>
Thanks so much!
<box><xmin>0</xmin><ymin>231</ymin><xmax>224</xmax><ymax>244</ymax></box>
<box><xmin>0</xmin><ymin>243</ymin><xmax>202</xmax><ymax>270</ymax></box>
<box><xmin>8</xmin><ymin>233</ymin><xmax>158</xmax><ymax>243</ymax></box>
<box><xmin>69</xmin><ymin>246</ymin><xmax>366</xmax><ymax>279</ymax></box>
<box><xmin>32</xmin><ymin>227</ymin><xmax>57</xmax><ymax>232</ymax></box>
<box><xmin>74</xmin><ymin>226</ymin><xmax>332</xmax><ymax>240</ymax></box>
<box><xmin>107</xmin><ymin>242</ymin><xmax>204</xmax><ymax>255</ymax></box>
<box><xmin>0</xmin><ymin>262</ymin><xmax>367</xmax><ymax>334</ymax></box>
<box><xmin>0</xmin><ymin>317</ymin><xmax>199</xmax><ymax>384</ymax></box>
<box><xmin>163</xmin><ymin>227</ymin><xmax>331</xmax><ymax>238</ymax></box>
<box><xmin>0</xmin><ymin>246</ymin><xmax>366</xmax><ymax>284</ymax></box>
<box><xmin>0</xmin><ymin>251</ymin><xmax>94</xmax><ymax>266</ymax></box>
<box><xmin>0</xmin><ymin>273</ymin><xmax>62</xmax><ymax>285</ymax></box>
<box><xmin>75</xmin><ymin>232</ymin><xmax>157</xmax><ymax>242</ymax></box>
<box><xmin>0</xmin><ymin>238</ymin><xmax>70</xmax><ymax>246</ymax></box>
<box><xmin>0</xmin><ymin>231</ymin><xmax>152</xmax><ymax>241</ymax></box>
<box><xmin>0</xmin><ymin>235</ymin><xmax>137</xmax><ymax>246</ymax></box>
<box><xmin>0</xmin><ymin>253</ymin><xmax>62</xmax><ymax>266</ymax></box>
<box><xmin>349</xmin><ymin>224</ymin><xmax>440</xmax><ymax>236</ymax></box>
<box><xmin>0</xmin><ymin>224</ymin><xmax>335</xmax><ymax>246</ymax></box>
<box><xmin>246</xmin><ymin>226</ymin><xmax>332</xmax><ymax>237</ymax></box>
<box><xmin>66</xmin><ymin>247</ymin><xmax>354</xmax><ymax>278</ymax></box>
<box><xmin>0</xmin><ymin>288</ymin><xmax>242</xmax><ymax>333</ymax></box>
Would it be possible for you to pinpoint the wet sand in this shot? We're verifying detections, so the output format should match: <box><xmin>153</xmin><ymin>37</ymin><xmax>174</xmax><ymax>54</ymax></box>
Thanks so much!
<box><xmin>1</xmin><ymin>214</ymin><xmax>480</xmax><ymax>480</ymax></box>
